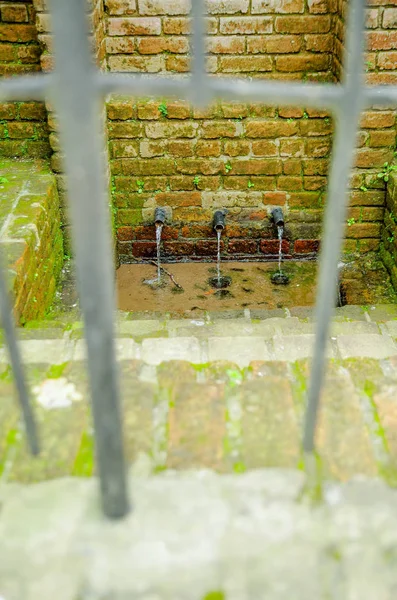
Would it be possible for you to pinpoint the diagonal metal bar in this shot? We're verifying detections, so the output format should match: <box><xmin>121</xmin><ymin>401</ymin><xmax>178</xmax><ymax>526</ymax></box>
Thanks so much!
<box><xmin>50</xmin><ymin>0</ymin><xmax>129</xmax><ymax>519</ymax></box>
<box><xmin>303</xmin><ymin>0</ymin><xmax>367</xmax><ymax>452</ymax></box>
<box><xmin>0</xmin><ymin>255</ymin><xmax>39</xmax><ymax>454</ymax></box>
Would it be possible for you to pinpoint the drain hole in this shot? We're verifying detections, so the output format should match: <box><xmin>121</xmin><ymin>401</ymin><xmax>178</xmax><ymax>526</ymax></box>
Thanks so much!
<box><xmin>209</xmin><ymin>276</ymin><xmax>232</xmax><ymax>289</ymax></box>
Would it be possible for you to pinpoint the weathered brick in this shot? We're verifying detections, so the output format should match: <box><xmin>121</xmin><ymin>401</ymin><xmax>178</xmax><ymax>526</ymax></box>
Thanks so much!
<box><xmin>355</xmin><ymin>148</ymin><xmax>394</xmax><ymax>169</ymax></box>
<box><xmin>146</xmin><ymin>121</ymin><xmax>198</xmax><ymax>138</ymax></box>
<box><xmin>121</xmin><ymin>158</ymin><xmax>175</xmax><ymax>175</ymax></box>
<box><xmin>201</xmin><ymin>120</ymin><xmax>241</xmax><ymax>138</ymax></box>
<box><xmin>0</xmin><ymin>4</ymin><xmax>28</xmax><ymax>23</ymax></box>
<box><xmin>305</xmin><ymin>137</ymin><xmax>331</xmax><ymax>157</ymax></box>
<box><xmin>207</xmin><ymin>36</ymin><xmax>245</xmax><ymax>54</ymax></box>
<box><xmin>105</xmin><ymin>0</ymin><xmax>137</xmax><ymax>15</ymax></box>
<box><xmin>383</xmin><ymin>8</ymin><xmax>397</xmax><ymax>29</ymax></box>
<box><xmin>252</xmin><ymin>0</ymin><xmax>304</xmax><ymax>13</ymax></box>
<box><xmin>106</xmin><ymin>36</ymin><xmax>135</xmax><ymax>54</ymax></box>
<box><xmin>175</xmin><ymin>159</ymin><xmax>224</xmax><ymax>175</ymax></box>
<box><xmin>138</xmin><ymin>0</ymin><xmax>189</xmax><ymax>15</ymax></box>
<box><xmin>219</xmin><ymin>56</ymin><xmax>272</xmax><ymax>72</ymax></box>
<box><xmin>219</xmin><ymin>16</ymin><xmax>272</xmax><ymax>34</ymax></box>
<box><xmin>263</xmin><ymin>191</ymin><xmax>287</xmax><ymax>205</ymax></box>
<box><xmin>108</xmin><ymin>17</ymin><xmax>161</xmax><ymax>35</ymax></box>
<box><xmin>377</xmin><ymin>52</ymin><xmax>397</xmax><ymax>71</ymax></box>
<box><xmin>155</xmin><ymin>192</ymin><xmax>201</xmax><ymax>207</ymax></box>
<box><xmin>107</xmin><ymin>99</ymin><xmax>135</xmax><ymax>120</ymax></box>
<box><xmin>251</xmin><ymin>140</ymin><xmax>278</xmax><ymax>156</ymax></box>
<box><xmin>206</xmin><ymin>0</ymin><xmax>249</xmax><ymax>15</ymax></box>
<box><xmin>308</xmin><ymin>0</ymin><xmax>328</xmax><ymax>14</ymax></box>
<box><xmin>110</xmin><ymin>140</ymin><xmax>139</xmax><ymax>158</ymax></box>
<box><xmin>137</xmin><ymin>35</ymin><xmax>188</xmax><ymax>54</ymax></box>
<box><xmin>288</xmin><ymin>191</ymin><xmax>321</xmax><ymax>208</ymax></box>
<box><xmin>228</xmin><ymin>239</ymin><xmax>258</xmax><ymax>253</ymax></box>
<box><xmin>302</xmin><ymin>158</ymin><xmax>329</xmax><ymax>175</ymax></box>
<box><xmin>360</xmin><ymin>111</ymin><xmax>395</xmax><ymax>129</ymax></box>
<box><xmin>108</xmin><ymin>121</ymin><xmax>143</xmax><ymax>138</ymax></box>
<box><xmin>367</xmin><ymin>31</ymin><xmax>397</xmax><ymax>51</ymax></box>
<box><xmin>260</xmin><ymin>239</ymin><xmax>290</xmax><ymax>253</ymax></box>
<box><xmin>300</xmin><ymin>118</ymin><xmax>332</xmax><ymax>136</ymax></box>
<box><xmin>108</xmin><ymin>55</ymin><xmax>163</xmax><ymax>72</ymax></box>
<box><xmin>247</xmin><ymin>35</ymin><xmax>301</xmax><ymax>53</ymax></box>
<box><xmin>195</xmin><ymin>140</ymin><xmax>222</xmax><ymax>157</ymax></box>
<box><xmin>275</xmin><ymin>15</ymin><xmax>331</xmax><ymax>33</ymax></box>
<box><xmin>294</xmin><ymin>239</ymin><xmax>320</xmax><ymax>253</ymax></box>
<box><xmin>166</xmin><ymin>102</ymin><xmax>191</xmax><ymax>119</ymax></box>
<box><xmin>232</xmin><ymin>159</ymin><xmax>282</xmax><ymax>175</ymax></box>
<box><xmin>279</xmin><ymin>138</ymin><xmax>304</xmax><ymax>157</ymax></box>
<box><xmin>163</xmin><ymin>241</ymin><xmax>194</xmax><ymax>255</ymax></box>
<box><xmin>278</xmin><ymin>106</ymin><xmax>304</xmax><ymax>118</ymax></box>
<box><xmin>165</xmin><ymin>55</ymin><xmax>189</xmax><ymax>72</ymax></box>
<box><xmin>276</xmin><ymin>53</ymin><xmax>329</xmax><ymax>72</ymax></box>
<box><xmin>167</xmin><ymin>140</ymin><xmax>194</xmax><ymax>157</ymax></box>
<box><xmin>368</xmin><ymin>130</ymin><xmax>396</xmax><ymax>147</ymax></box>
<box><xmin>131</xmin><ymin>241</ymin><xmax>157</xmax><ymax>257</ymax></box>
<box><xmin>221</xmin><ymin>103</ymin><xmax>249</xmax><ymax>118</ymax></box>
<box><xmin>349</xmin><ymin>190</ymin><xmax>385</xmax><ymax>206</ymax></box>
<box><xmin>346</xmin><ymin>223</ymin><xmax>381</xmax><ymax>239</ymax></box>
<box><xmin>0</xmin><ymin>24</ymin><xmax>37</xmax><ymax>42</ymax></box>
<box><xmin>365</xmin><ymin>8</ymin><xmax>379</xmax><ymax>28</ymax></box>
<box><xmin>278</xmin><ymin>175</ymin><xmax>303</xmax><ymax>190</ymax></box>
<box><xmin>224</xmin><ymin>140</ymin><xmax>250</xmax><ymax>156</ymax></box>
<box><xmin>304</xmin><ymin>33</ymin><xmax>333</xmax><ymax>52</ymax></box>
<box><xmin>195</xmin><ymin>240</ymin><xmax>224</xmax><ymax>255</ymax></box>
<box><xmin>246</xmin><ymin>120</ymin><xmax>298</xmax><ymax>138</ymax></box>
<box><xmin>117</xmin><ymin>226</ymin><xmax>134</xmax><ymax>241</ymax></box>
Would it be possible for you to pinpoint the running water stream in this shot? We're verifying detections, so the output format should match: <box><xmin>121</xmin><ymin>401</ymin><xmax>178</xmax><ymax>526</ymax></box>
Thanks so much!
<box><xmin>277</xmin><ymin>225</ymin><xmax>284</xmax><ymax>274</ymax></box>
<box><xmin>216</xmin><ymin>228</ymin><xmax>222</xmax><ymax>285</ymax></box>
<box><xmin>156</xmin><ymin>222</ymin><xmax>163</xmax><ymax>283</ymax></box>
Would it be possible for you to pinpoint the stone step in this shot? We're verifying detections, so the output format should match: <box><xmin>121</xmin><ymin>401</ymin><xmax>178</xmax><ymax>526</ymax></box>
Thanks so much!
<box><xmin>2</xmin><ymin>469</ymin><xmax>397</xmax><ymax>600</ymax></box>
<box><xmin>2</xmin><ymin>354</ymin><xmax>397</xmax><ymax>486</ymax></box>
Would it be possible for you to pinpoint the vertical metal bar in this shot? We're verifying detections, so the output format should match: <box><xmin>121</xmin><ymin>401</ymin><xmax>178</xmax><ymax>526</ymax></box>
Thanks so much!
<box><xmin>190</xmin><ymin>0</ymin><xmax>209</xmax><ymax>106</ymax></box>
<box><xmin>0</xmin><ymin>258</ymin><xmax>38</xmax><ymax>455</ymax></box>
<box><xmin>50</xmin><ymin>0</ymin><xmax>129</xmax><ymax>519</ymax></box>
<box><xmin>303</xmin><ymin>0</ymin><xmax>367</xmax><ymax>452</ymax></box>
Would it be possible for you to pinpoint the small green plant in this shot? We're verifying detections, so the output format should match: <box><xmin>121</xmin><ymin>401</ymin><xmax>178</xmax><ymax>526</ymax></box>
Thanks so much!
<box><xmin>377</xmin><ymin>162</ymin><xmax>397</xmax><ymax>183</ymax></box>
<box><xmin>287</xmin><ymin>118</ymin><xmax>294</xmax><ymax>123</ymax></box>
<box><xmin>136</xmin><ymin>179</ymin><xmax>145</xmax><ymax>194</ymax></box>
<box><xmin>325</xmin><ymin>117</ymin><xmax>330</xmax><ymax>124</ymax></box>
<box><xmin>388</xmin><ymin>234</ymin><xmax>395</xmax><ymax>243</ymax></box>
<box><xmin>225</xmin><ymin>162</ymin><xmax>232</xmax><ymax>173</ymax></box>
<box><xmin>359</xmin><ymin>184</ymin><xmax>368</xmax><ymax>192</ymax></box>
<box><xmin>347</xmin><ymin>218</ymin><xmax>355</xmax><ymax>226</ymax></box>
<box><xmin>247</xmin><ymin>180</ymin><xmax>254</xmax><ymax>188</ymax></box>
<box><xmin>193</xmin><ymin>175</ymin><xmax>200</xmax><ymax>188</ymax></box>
<box><xmin>158</xmin><ymin>102</ymin><xmax>168</xmax><ymax>118</ymax></box>
<box><xmin>303</xmin><ymin>111</ymin><xmax>309</xmax><ymax>119</ymax></box>
<box><xmin>0</xmin><ymin>176</ymin><xmax>8</xmax><ymax>184</ymax></box>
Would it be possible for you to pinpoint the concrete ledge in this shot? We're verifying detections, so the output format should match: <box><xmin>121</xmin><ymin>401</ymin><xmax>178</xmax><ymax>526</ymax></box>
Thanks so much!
<box><xmin>2</xmin><ymin>469</ymin><xmax>397</xmax><ymax>599</ymax></box>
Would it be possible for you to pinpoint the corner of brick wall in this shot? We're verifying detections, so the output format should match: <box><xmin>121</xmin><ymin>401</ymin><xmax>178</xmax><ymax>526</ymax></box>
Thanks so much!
<box><xmin>0</xmin><ymin>0</ymin><xmax>51</xmax><ymax>158</ymax></box>
<box><xmin>380</xmin><ymin>169</ymin><xmax>397</xmax><ymax>292</ymax></box>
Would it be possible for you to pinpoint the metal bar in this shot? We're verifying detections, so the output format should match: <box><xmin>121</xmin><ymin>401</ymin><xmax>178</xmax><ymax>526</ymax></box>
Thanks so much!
<box><xmin>0</xmin><ymin>257</ymin><xmax>39</xmax><ymax>455</ymax></box>
<box><xmin>190</xmin><ymin>0</ymin><xmax>209</xmax><ymax>106</ymax></box>
<box><xmin>303</xmin><ymin>0</ymin><xmax>367</xmax><ymax>452</ymax></box>
<box><xmin>97</xmin><ymin>73</ymin><xmax>344</xmax><ymax>110</ymax></box>
<box><xmin>50</xmin><ymin>0</ymin><xmax>129</xmax><ymax>519</ymax></box>
<box><xmin>0</xmin><ymin>74</ymin><xmax>49</xmax><ymax>102</ymax></box>
<box><xmin>364</xmin><ymin>86</ymin><xmax>397</xmax><ymax>106</ymax></box>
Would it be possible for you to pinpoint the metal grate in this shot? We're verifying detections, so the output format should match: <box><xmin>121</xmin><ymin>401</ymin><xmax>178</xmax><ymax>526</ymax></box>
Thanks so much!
<box><xmin>0</xmin><ymin>0</ymin><xmax>396</xmax><ymax>519</ymax></box>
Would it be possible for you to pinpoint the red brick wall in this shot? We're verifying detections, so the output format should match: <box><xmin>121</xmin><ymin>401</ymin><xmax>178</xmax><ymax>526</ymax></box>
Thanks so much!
<box><xmin>103</xmin><ymin>0</ymin><xmax>396</xmax><ymax>262</ymax></box>
<box><xmin>0</xmin><ymin>0</ymin><xmax>50</xmax><ymax>158</ymax></box>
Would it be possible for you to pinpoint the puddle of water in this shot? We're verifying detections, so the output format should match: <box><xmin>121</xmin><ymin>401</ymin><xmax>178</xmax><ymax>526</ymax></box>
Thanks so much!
<box><xmin>52</xmin><ymin>254</ymin><xmax>397</xmax><ymax>318</ymax></box>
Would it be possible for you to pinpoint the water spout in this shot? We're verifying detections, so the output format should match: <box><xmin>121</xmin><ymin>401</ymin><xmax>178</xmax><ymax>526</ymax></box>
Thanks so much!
<box><xmin>213</xmin><ymin>210</ymin><xmax>226</xmax><ymax>233</ymax></box>
<box><xmin>213</xmin><ymin>211</ymin><xmax>226</xmax><ymax>285</ymax></box>
<box><xmin>271</xmin><ymin>207</ymin><xmax>284</xmax><ymax>228</ymax></box>
<box><xmin>270</xmin><ymin>208</ymin><xmax>289</xmax><ymax>285</ymax></box>
<box><xmin>154</xmin><ymin>207</ymin><xmax>166</xmax><ymax>283</ymax></box>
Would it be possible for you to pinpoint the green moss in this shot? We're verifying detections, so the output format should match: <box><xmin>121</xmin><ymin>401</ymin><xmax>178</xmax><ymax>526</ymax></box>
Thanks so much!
<box><xmin>71</xmin><ymin>431</ymin><xmax>95</xmax><ymax>477</ymax></box>
<box><xmin>47</xmin><ymin>362</ymin><xmax>68</xmax><ymax>379</ymax></box>
<box><xmin>202</xmin><ymin>592</ymin><xmax>225</xmax><ymax>600</ymax></box>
